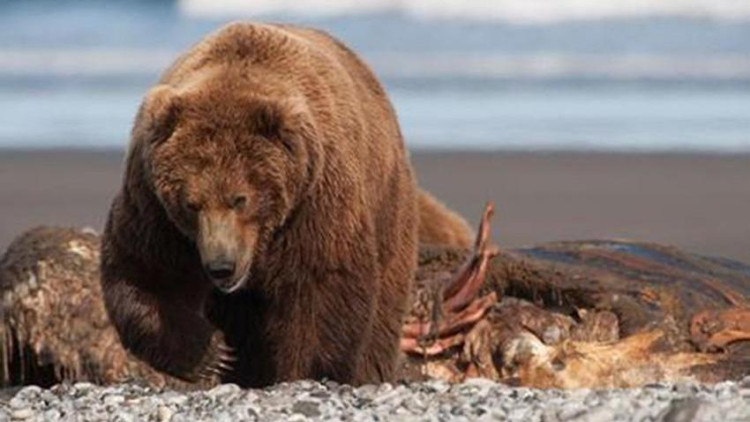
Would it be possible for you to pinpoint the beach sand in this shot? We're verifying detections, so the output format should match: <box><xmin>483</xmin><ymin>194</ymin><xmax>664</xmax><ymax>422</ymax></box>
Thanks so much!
<box><xmin>1</xmin><ymin>150</ymin><xmax>748</xmax><ymax>262</ymax></box>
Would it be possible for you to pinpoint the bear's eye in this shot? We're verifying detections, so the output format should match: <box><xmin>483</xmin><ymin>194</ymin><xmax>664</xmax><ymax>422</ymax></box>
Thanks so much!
<box><xmin>230</xmin><ymin>194</ymin><xmax>248</xmax><ymax>210</ymax></box>
<box><xmin>185</xmin><ymin>200</ymin><xmax>200</xmax><ymax>213</ymax></box>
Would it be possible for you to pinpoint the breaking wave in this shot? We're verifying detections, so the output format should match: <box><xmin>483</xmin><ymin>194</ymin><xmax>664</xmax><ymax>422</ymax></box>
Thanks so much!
<box><xmin>178</xmin><ymin>0</ymin><xmax>750</xmax><ymax>23</ymax></box>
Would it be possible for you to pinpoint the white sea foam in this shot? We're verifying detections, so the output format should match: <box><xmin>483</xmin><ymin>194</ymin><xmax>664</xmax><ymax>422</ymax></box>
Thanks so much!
<box><xmin>178</xmin><ymin>0</ymin><xmax>750</xmax><ymax>23</ymax></box>
<box><xmin>369</xmin><ymin>53</ymin><xmax>750</xmax><ymax>80</ymax></box>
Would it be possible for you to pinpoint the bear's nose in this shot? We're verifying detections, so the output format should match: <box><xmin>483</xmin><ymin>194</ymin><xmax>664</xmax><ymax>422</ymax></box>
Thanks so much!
<box><xmin>205</xmin><ymin>260</ymin><xmax>236</xmax><ymax>281</ymax></box>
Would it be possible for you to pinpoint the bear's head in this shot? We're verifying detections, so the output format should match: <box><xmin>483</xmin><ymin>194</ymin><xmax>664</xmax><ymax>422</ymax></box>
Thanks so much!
<box><xmin>131</xmin><ymin>83</ymin><xmax>322</xmax><ymax>293</ymax></box>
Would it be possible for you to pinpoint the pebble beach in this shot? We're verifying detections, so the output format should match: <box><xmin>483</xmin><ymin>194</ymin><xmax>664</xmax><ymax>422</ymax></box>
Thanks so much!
<box><xmin>2</xmin><ymin>378</ymin><xmax>750</xmax><ymax>422</ymax></box>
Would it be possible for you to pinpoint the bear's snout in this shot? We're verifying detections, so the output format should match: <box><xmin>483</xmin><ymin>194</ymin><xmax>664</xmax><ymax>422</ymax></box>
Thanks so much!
<box><xmin>203</xmin><ymin>254</ymin><xmax>247</xmax><ymax>293</ymax></box>
<box><xmin>196</xmin><ymin>211</ymin><xmax>252</xmax><ymax>293</ymax></box>
<box><xmin>204</xmin><ymin>259</ymin><xmax>236</xmax><ymax>282</ymax></box>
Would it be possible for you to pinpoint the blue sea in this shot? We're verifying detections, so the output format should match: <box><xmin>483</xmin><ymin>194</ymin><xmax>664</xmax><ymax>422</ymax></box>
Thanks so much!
<box><xmin>1</xmin><ymin>0</ymin><xmax>750</xmax><ymax>152</ymax></box>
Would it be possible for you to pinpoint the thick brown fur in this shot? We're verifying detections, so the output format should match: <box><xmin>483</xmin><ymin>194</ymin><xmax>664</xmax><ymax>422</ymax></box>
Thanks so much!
<box><xmin>100</xmin><ymin>22</ymin><xmax>419</xmax><ymax>387</ymax></box>
<box><xmin>417</xmin><ymin>190</ymin><xmax>474</xmax><ymax>248</ymax></box>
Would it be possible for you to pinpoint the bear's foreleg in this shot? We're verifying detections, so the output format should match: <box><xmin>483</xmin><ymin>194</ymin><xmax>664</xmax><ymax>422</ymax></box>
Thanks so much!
<box><xmin>265</xmin><ymin>269</ymin><xmax>377</xmax><ymax>384</ymax></box>
<box><xmin>100</xmin><ymin>254</ymin><xmax>234</xmax><ymax>382</ymax></box>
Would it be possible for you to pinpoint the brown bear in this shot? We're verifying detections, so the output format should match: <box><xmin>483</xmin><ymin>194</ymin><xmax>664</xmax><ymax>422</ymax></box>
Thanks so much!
<box><xmin>101</xmin><ymin>21</ymin><xmax>470</xmax><ymax>387</ymax></box>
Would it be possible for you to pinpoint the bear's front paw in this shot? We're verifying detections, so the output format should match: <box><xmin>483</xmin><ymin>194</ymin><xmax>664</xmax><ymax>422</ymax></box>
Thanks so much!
<box><xmin>192</xmin><ymin>332</ymin><xmax>237</xmax><ymax>382</ymax></box>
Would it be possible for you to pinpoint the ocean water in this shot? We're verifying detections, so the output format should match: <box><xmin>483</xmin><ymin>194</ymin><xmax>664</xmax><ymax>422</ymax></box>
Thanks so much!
<box><xmin>1</xmin><ymin>0</ymin><xmax>749</xmax><ymax>152</ymax></box>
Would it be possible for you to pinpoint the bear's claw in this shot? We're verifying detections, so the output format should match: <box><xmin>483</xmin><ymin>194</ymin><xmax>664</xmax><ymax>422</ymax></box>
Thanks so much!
<box><xmin>194</xmin><ymin>333</ymin><xmax>237</xmax><ymax>382</ymax></box>
<box><xmin>401</xmin><ymin>202</ymin><xmax>499</xmax><ymax>357</ymax></box>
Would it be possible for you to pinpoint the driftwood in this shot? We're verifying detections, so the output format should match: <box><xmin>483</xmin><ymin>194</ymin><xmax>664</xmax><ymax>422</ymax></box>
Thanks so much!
<box><xmin>2</xmin><ymin>206</ymin><xmax>750</xmax><ymax>389</ymax></box>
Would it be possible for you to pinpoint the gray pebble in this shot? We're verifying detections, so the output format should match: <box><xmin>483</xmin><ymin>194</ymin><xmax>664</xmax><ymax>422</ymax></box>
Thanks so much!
<box><xmin>103</xmin><ymin>394</ymin><xmax>125</xmax><ymax>406</ymax></box>
<box><xmin>576</xmin><ymin>404</ymin><xmax>617</xmax><ymax>422</ymax></box>
<box><xmin>354</xmin><ymin>384</ymin><xmax>379</xmax><ymax>397</ymax></box>
<box><xmin>208</xmin><ymin>383</ymin><xmax>241</xmax><ymax>398</ymax></box>
<box><xmin>2</xmin><ymin>380</ymin><xmax>750</xmax><ymax>421</ymax></box>
<box><xmin>9</xmin><ymin>408</ymin><xmax>33</xmax><ymax>420</ymax></box>
<box><xmin>659</xmin><ymin>398</ymin><xmax>703</xmax><ymax>422</ymax></box>
<box><xmin>292</xmin><ymin>400</ymin><xmax>321</xmax><ymax>418</ymax></box>
<box><xmin>72</xmin><ymin>382</ymin><xmax>96</xmax><ymax>392</ymax></box>
<box><xmin>6</xmin><ymin>399</ymin><xmax>25</xmax><ymax>411</ymax></box>
<box><xmin>14</xmin><ymin>386</ymin><xmax>41</xmax><ymax>399</ymax></box>
<box><xmin>156</xmin><ymin>405</ymin><xmax>174</xmax><ymax>422</ymax></box>
<box><xmin>558</xmin><ymin>404</ymin><xmax>586</xmax><ymax>420</ymax></box>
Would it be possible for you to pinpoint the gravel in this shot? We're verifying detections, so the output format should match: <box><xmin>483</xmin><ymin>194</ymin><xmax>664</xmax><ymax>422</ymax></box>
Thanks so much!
<box><xmin>2</xmin><ymin>378</ymin><xmax>750</xmax><ymax>421</ymax></box>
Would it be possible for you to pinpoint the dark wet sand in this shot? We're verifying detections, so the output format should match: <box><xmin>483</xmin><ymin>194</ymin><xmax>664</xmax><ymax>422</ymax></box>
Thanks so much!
<box><xmin>1</xmin><ymin>150</ymin><xmax>749</xmax><ymax>262</ymax></box>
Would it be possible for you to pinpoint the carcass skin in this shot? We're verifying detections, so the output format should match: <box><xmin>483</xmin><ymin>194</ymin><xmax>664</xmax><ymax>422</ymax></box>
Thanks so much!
<box><xmin>0</xmin><ymin>227</ymin><xmax>193</xmax><ymax>390</ymax></box>
<box><xmin>3</xmin><ymin>207</ymin><xmax>750</xmax><ymax>389</ymax></box>
<box><xmin>401</xmin><ymin>204</ymin><xmax>750</xmax><ymax>388</ymax></box>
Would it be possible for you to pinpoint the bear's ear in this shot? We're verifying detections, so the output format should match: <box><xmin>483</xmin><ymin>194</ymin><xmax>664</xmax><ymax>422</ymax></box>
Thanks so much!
<box><xmin>251</xmin><ymin>101</ymin><xmax>285</xmax><ymax>140</ymax></box>
<box><xmin>256</xmin><ymin>97</ymin><xmax>316</xmax><ymax>155</ymax></box>
<box><xmin>134</xmin><ymin>85</ymin><xmax>181</xmax><ymax>146</ymax></box>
